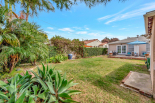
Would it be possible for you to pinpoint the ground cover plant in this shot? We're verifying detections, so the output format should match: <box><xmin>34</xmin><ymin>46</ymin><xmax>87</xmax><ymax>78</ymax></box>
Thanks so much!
<box><xmin>0</xmin><ymin>64</ymin><xmax>80</xmax><ymax>102</ymax></box>
<box><xmin>47</xmin><ymin>54</ymin><xmax>68</xmax><ymax>63</ymax></box>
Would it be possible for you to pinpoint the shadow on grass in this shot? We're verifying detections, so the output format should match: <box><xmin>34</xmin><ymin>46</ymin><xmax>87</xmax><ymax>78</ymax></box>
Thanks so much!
<box><xmin>81</xmin><ymin>63</ymin><xmax>150</xmax><ymax>102</ymax></box>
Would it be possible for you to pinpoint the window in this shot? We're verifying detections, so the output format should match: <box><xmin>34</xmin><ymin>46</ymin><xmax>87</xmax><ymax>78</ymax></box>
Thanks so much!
<box><xmin>146</xmin><ymin>44</ymin><xmax>150</xmax><ymax>52</ymax></box>
<box><xmin>117</xmin><ymin>46</ymin><xmax>121</xmax><ymax>53</ymax></box>
<box><xmin>128</xmin><ymin>45</ymin><xmax>134</xmax><ymax>52</ymax></box>
<box><xmin>122</xmin><ymin>46</ymin><xmax>126</xmax><ymax>53</ymax></box>
<box><xmin>117</xmin><ymin>45</ymin><xmax>127</xmax><ymax>54</ymax></box>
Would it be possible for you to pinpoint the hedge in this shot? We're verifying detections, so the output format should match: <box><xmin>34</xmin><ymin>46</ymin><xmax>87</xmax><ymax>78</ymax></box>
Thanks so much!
<box><xmin>49</xmin><ymin>46</ymin><xmax>57</xmax><ymax>57</ymax></box>
<box><xmin>83</xmin><ymin>48</ymin><xmax>108</xmax><ymax>57</ymax></box>
<box><xmin>49</xmin><ymin>46</ymin><xmax>108</xmax><ymax>58</ymax></box>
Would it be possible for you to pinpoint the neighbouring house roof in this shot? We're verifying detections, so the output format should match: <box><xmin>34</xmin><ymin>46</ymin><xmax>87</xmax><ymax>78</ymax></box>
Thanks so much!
<box><xmin>108</xmin><ymin>36</ymin><xmax>149</xmax><ymax>45</ymax></box>
<box><xmin>84</xmin><ymin>45</ymin><xmax>92</xmax><ymax>47</ymax></box>
<box><xmin>84</xmin><ymin>39</ymin><xmax>99</xmax><ymax>44</ymax></box>
<box><xmin>99</xmin><ymin>43</ymin><xmax>107</xmax><ymax>46</ymax></box>
<box><xmin>144</xmin><ymin>10</ymin><xmax>155</xmax><ymax>39</ymax></box>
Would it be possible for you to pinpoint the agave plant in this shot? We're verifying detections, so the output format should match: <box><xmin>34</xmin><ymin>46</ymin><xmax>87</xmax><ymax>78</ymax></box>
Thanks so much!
<box><xmin>0</xmin><ymin>64</ymin><xmax>80</xmax><ymax>103</ymax></box>
<box><xmin>28</xmin><ymin>64</ymin><xmax>81</xmax><ymax>103</ymax></box>
<box><xmin>0</xmin><ymin>72</ymin><xmax>32</xmax><ymax>102</ymax></box>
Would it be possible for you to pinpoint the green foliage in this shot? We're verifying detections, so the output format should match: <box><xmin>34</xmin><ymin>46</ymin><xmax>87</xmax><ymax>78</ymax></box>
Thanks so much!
<box><xmin>0</xmin><ymin>72</ymin><xmax>32</xmax><ymax>102</ymax></box>
<box><xmin>0</xmin><ymin>68</ymin><xmax>23</xmax><ymax>80</ymax></box>
<box><xmin>50</xmin><ymin>36</ymin><xmax>84</xmax><ymax>57</ymax></box>
<box><xmin>146</xmin><ymin>58</ymin><xmax>150</xmax><ymax>69</ymax></box>
<box><xmin>47</xmin><ymin>54</ymin><xmax>68</xmax><ymax>63</ymax></box>
<box><xmin>0</xmin><ymin>64</ymin><xmax>80</xmax><ymax>102</ymax></box>
<box><xmin>0</xmin><ymin>6</ymin><xmax>49</xmax><ymax>72</ymax></box>
<box><xmin>83</xmin><ymin>48</ymin><xmax>108</xmax><ymax>57</ymax></box>
<box><xmin>76</xmin><ymin>54</ymin><xmax>82</xmax><ymax>59</ymax></box>
<box><xmin>49</xmin><ymin>46</ymin><xmax>57</xmax><ymax>57</ymax></box>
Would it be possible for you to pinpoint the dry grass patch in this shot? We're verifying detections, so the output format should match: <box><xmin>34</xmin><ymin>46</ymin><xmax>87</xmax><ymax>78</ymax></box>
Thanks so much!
<box><xmin>16</xmin><ymin>56</ymin><xmax>155</xmax><ymax>103</ymax></box>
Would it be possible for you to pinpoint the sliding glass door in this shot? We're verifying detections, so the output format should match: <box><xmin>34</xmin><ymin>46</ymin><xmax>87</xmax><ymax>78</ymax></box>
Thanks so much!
<box><xmin>117</xmin><ymin>46</ymin><xmax>121</xmax><ymax>53</ymax></box>
<box><xmin>117</xmin><ymin>45</ymin><xmax>127</xmax><ymax>54</ymax></box>
<box><xmin>122</xmin><ymin>46</ymin><xmax>126</xmax><ymax>53</ymax></box>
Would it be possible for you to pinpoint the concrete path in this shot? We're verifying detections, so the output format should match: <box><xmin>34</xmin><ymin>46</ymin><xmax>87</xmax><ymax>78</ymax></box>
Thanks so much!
<box><xmin>121</xmin><ymin>71</ymin><xmax>152</xmax><ymax>97</ymax></box>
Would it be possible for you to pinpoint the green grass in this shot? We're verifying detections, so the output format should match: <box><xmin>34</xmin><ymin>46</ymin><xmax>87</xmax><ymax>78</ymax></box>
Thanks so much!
<box><xmin>35</xmin><ymin>56</ymin><xmax>153</xmax><ymax>103</ymax></box>
<box><xmin>0</xmin><ymin>68</ymin><xmax>23</xmax><ymax>80</ymax></box>
<box><xmin>0</xmin><ymin>56</ymin><xmax>154</xmax><ymax>102</ymax></box>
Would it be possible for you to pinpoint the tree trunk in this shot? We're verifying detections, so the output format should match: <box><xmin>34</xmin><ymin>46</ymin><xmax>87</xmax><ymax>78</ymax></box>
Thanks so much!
<box><xmin>31</xmin><ymin>60</ymin><xmax>36</xmax><ymax>65</ymax></box>
<box><xmin>9</xmin><ymin>2</ymin><xmax>12</xmax><ymax>22</ymax></box>
<box><xmin>3</xmin><ymin>61</ymin><xmax>8</xmax><ymax>72</ymax></box>
<box><xmin>26</xmin><ymin>5</ymin><xmax>29</xmax><ymax>22</ymax></box>
<box><xmin>9</xmin><ymin>55</ymin><xmax>18</xmax><ymax>73</ymax></box>
<box><xmin>5</xmin><ymin>0</ymin><xmax>8</xmax><ymax>9</ymax></box>
<box><xmin>5</xmin><ymin>0</ymin><xmax>9</xmax><ymax>25</ymax></box>
<box><xmin>9</xmin><ymin>56</ymin><xmax>15</xmax><ymax>73</ymax></box>
<box><xmin>14</xmin><ymin>55</ymin><xmax>19</xmax><ymax>66</ymax></box>
<box><xmin>33</xmin><ymin>60</ymin><xmax>36</xmax><ymax>65</ymax></box>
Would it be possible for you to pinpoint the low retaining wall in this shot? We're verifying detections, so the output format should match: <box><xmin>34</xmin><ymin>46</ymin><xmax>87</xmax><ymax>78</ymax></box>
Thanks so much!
<box><xmin>109</xmin><ymin>56</ymin><xmax>147</xmax><ymax>60</ymax></box>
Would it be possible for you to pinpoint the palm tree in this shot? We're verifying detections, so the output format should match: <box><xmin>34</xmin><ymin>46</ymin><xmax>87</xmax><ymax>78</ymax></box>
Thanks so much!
<box><xmin>20</xmin><ymin>0</ymin><xmax>54</xmax><ymax>21</ymax></box>
<box><xmin>0</xmin><ymin>6</ymin><xmax>48</xmax><ymax>72</ymax></box>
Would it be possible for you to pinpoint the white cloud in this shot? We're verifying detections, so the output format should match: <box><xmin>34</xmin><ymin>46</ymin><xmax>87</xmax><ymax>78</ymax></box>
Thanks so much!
<box><xmin>47</xmin><ymin>27</ymin><xmax>54</xmax><ymax>30</ymax></box>
<box><xmin>84</xmin><ymin>25</ymin><xmax>89</xmax><ymax>30</ymax></box>
<box><xmin>85</xmin><ymin>28</ymin><xmax>89</xmax><ymax>30</ymax></box>
<box><xmin>98</xmin><ymin>2</ymin><xmax>155</xmax><ymax>24</ymax></box>
<box><xmin>88</xmin><ymin>33</ymin><xmax>98</xmax><ymax>36</ymax></box>
<box><xmin>97</xmin><ymin>1</ymin><xmax>136</xmax><ymax>21</ymax></box>
<box><xmin>119</xmin><ymin>28</ymin><xmax>127</xmax><ymax>30</ymax></box>
<box><xmin>45</xmin><ymin>31</ymin><xmax>55</xmax><ymax>35</ymax></box>
<box><xmin>87</xmin><ymin>32</ymin><xmax>126</xmax><ymax>40</ymax></box>
<box><xmin>76</xmin><ymin>31</ymin><xmax>87</xmax><ymax>34</ymax></box>
<box><xmin>58</xmin><ymin>28</ymin><xmax>74</xmax><ymax>32</ymax></box>
<box><xmin>112</xmin><ymin>26</ymin><xmax>117</xmax><ymax>27</ymax></box>
<box><xmin>73</xmin><ymin>27</ymin><xmax>82</xmax><ymax>30</ymax></box>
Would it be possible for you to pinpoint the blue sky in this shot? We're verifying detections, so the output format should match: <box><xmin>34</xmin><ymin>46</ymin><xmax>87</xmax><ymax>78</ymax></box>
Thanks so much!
<box><xmin>15</xmin><ymin>0</ymin><xmax>155</xmax><ymax>40</ymax></box>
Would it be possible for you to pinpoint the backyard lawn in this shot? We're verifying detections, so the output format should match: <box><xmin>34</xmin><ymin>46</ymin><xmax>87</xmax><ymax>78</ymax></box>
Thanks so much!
<box><xmin>33</xmin><ymin>56</ymin><xmax>153</xmax><ymax>103</ymax></box>
<box><xmin>1</xmin><ymin>56</ymin><xmax>153</xmax><ymax>103</ymax></box>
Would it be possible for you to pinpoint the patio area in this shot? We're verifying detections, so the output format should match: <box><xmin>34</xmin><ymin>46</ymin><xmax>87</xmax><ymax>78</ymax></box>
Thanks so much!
<box><xmin>109</xmin><ymin>55</ymin><xmax>147</xmax><ymax>60</ymax></box>
<box><xmin>121</xmin><ymin>71</ymin><xmax>152</xmax><ymax>98</ymax></box>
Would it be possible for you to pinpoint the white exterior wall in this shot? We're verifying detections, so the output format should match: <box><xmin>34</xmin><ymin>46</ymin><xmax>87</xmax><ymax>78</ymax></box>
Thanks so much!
<box><xmin>98</xmin><ymin>44</ymin><xmax>109</xmax><ymax>48</ymax></box>
<box><xmin>86</xmin><ymin>40</ymin><xmax>101</xmax><ymax>47</ymax></box>
<box><xmin>103</xmin><ymin>44</ymin><xmax>109</xmax><ymax>48</ymax></box>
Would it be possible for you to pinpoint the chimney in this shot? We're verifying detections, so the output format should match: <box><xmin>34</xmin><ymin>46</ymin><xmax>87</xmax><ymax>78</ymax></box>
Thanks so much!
<box><xmin>137</xmin><ymin>35</ymin><xmax>139</xmax><ymax>38</ymax></box>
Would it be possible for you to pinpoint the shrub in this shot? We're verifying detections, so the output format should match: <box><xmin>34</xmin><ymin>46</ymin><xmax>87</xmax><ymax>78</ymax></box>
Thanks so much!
<box><xmin>0</xmin><ymin>64</ymin><xmax>80</xmax><ymax>102</ymax></box>
<box><xmin>47</xmin><ymin>54</ymin><xmax>68</xmax><ymax>63</ymax></box>
<box><xmin>83</xmin><ymin>48</ymin><xmax>108</xmax><ymax>57</ymax></box>
<box><xmin>50</xmin><ymin>36</ymin><xmax>84</xmax><ymax>57</ymax></box>
<box><xmin>49</xmin><ymin>46</ymin><xmax>57</xmax><ymax>58</ymax></box>
<box><xmin>76</xmin><ymin>54</ymin><xmax>82</xmax><ymax>59</ymax></box>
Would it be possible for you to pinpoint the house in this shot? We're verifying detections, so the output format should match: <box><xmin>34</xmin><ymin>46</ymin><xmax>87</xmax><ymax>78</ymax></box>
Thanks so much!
<box><xmin>108</xmin><ymin>36</ymin><xmax>150</xmax><ymax>56</ymax></box>
<box><xmin>98</xmin><ymin>42</ymin><xmax>109</xmax><ymax>48</ymax></box>
<box><xmin>144</xmin><ymin>10</ymin><xmax>155</xmax><ymax>98</ymax></box>
<box><xmin>84</xmin><ymin>39</ymin><xmax>108</xmax><ymax>48</ymax></box>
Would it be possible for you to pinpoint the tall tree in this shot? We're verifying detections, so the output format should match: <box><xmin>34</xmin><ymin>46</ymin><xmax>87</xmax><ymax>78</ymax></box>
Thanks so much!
<box><xmin>0</xmin><ymin>6</ymin><xmax>48</xmax><ymax>72</ymax></box>
<box><xmin>20</xmin><ymin>0</ymin><xmax>54</xmax><ymax>21</ymax></box>
<box><xmin>110</xmin><ymin>38</ymin><xmax>119</xmax><ymax>42</ymax></box>
<box><xmin>19</xmin><ymin>0</ymin><xmax>125</xmax><ymax>22</ymax></box>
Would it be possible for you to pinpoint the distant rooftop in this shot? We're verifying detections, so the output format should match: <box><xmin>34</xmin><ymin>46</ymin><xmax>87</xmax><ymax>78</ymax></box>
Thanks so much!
<box><xmin>84</xmin><ymin>39</ymin><xmax>99</xmax><ymax>44</ymax></box>
<box><xmin>99</xmin><ymin>43</ymin><xmax>107</xmax><ymax>46</ymax></box>
<box><xmin>108</xmin><ymin>36</ymin><xmax>149</xmax><ymax>44</ymax></box>
<box><xmin>144</xmin><ymin>10</ymin><xmax>155</xmax><ymax>17</ymax></box>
